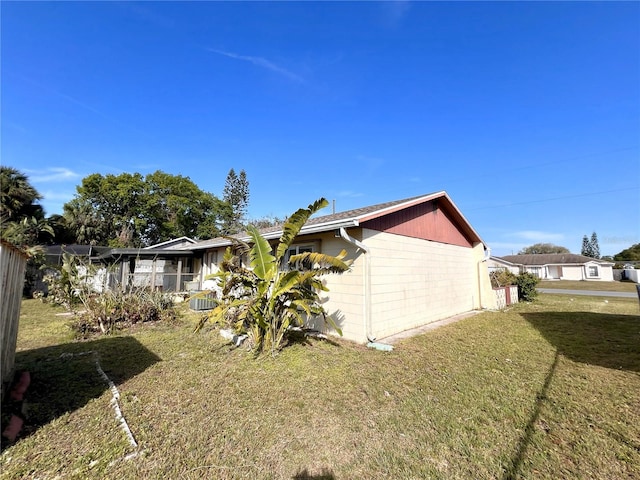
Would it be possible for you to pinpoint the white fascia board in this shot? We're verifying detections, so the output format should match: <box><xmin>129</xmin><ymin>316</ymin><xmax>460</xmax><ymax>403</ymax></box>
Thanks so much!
<box><xmin>189</xmin><ymin>219</ymin><xmax>360</xmax><ymax>250</ymax></box>
<box><xmin>259</xmin><ymin>219</ymin><xmax>360</xmax><ymax>241</ymax></box>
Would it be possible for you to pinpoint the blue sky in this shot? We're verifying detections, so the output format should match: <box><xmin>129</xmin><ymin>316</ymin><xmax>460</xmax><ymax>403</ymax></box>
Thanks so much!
<box><xmin>2</xmin><ymin>1</ymin><xmax>639</xmax><ymax>257</ymax></box>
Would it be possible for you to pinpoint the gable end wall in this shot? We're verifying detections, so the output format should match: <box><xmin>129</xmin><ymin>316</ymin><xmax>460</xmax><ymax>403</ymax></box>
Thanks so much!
<box><xmin>361</xmin><ymin>201</ymin><xmax>473</xmax><ymax>248</ymax></box>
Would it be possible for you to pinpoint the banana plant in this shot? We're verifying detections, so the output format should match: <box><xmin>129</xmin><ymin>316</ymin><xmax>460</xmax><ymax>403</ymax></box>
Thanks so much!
<box><xmin>196</xmin><ymin>198</ymin><xmax>352</xmax><ymax>355</ymax></box>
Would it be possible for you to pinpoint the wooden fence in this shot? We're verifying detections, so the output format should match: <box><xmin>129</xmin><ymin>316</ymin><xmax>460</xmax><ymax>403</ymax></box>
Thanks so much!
<box><xmin>1</xmin><ymin>240</ymin><xmax>27</xmax><ymax>399</ymax></box>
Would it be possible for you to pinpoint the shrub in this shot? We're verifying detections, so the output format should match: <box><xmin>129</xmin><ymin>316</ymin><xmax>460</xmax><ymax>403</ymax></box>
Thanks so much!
<box><xmin>42</xmin><ymin>252</ymin><xmax>177</xmax><ymax>336</ymax></box>
<box><xmin>515</xmin><ymin>272</ymin><xmax>540</xmax><ymax>302</ymax></box>
<box><xmin>490</xmin><ymin>268</ymin><xmax>517</xmax><ymax>288</ymax></box>
<box><xmin>73</xmin><ymin>288</ymin><xmax>177</xmax><ymax>338</ymax></box>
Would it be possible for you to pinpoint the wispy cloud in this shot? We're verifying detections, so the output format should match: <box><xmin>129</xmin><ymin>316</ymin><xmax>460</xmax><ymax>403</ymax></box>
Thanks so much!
<box><xmin>334</xmin><ymin>190</ymin><xmax>364</xmax><ymax>198</ymax></box>
<box><xmin>26</xmin><ymin>167</ymin><xmax>81</xmax><ymax>183</ymax></box>
<box><xmin>39</xmin><ymin>190</ymin><xmax>77</xmax><ymax>201</ymax></box>
<box><xmin>19</xmin><ymin>75</ymin><xmax>111</xmax><ymax>119</ymax></box>
<box><xmin>511</xmin><ymin>230</ymin><xmax>565</xmax><ymax>242</ymax></box>
<box><xmin>208</xmin><ymin>49</ymin><xmax>304</xmax><ymax>83</ymax></box>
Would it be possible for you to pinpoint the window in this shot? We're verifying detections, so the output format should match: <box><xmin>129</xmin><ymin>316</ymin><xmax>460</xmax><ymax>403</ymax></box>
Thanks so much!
<box><xmin>588</xmin><ymin>265</ymin><xmax>599</xmax><ymax>277</ymax></box>
<box><xmin>528</xmin><ymin>267</ymin><xmax>542</xmax><ymax>278</ymax></box>
<box><xmin>284</xmin><ymin>243</ymin><xmax>318</xmax><ymax>270</ymax></box>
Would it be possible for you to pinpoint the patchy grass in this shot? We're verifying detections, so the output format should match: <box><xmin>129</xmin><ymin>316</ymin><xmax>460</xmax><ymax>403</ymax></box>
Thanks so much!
<box><xmin>539</xmin><ymin>279</ymin><xmax>638</xmax><ymax>292</ymax></box>
<box><xmin>1</xmin><ymin>296</ymin><xmax>639</xmax><ymax>479</ymax></box>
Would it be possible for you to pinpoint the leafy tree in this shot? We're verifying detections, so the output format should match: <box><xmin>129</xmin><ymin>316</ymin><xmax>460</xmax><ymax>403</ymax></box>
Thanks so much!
<box><xmin>64</xmin><ymin>171</ymin><xmax>229</xmax><ymax>247</ymax></box>
<box><xmin>247</xmin><ymin>215</ymin><xmax>285</xmax><ymax>230</ymax></box>
<box><xmin>0</xmin><ymin>166</ymin><xmax>55</xmax><ymax>296</ymax></box>
<box><xmin>614</xmin><ymin>243</ymin><xmax>640</xmax><ymax>261</ymax></box>
<box><xmin>0</xmin><ymin>166</ymin><xmax>53</xmax><ymax>250</ymax></box>
<box><xmin>46</xmin><ymin>214</ymin><xmax>77</xmax><ymax>245</ymax></box>
<box><xmin>222</xmin><ymin>168</ymin><xmax>249</xmax><ymax>234</ymax></box>
<box><xmin>143</xmin><ymin>170</ymin><xmax>230</xmax><ymax>245</ymax></box>
<box><xmin>196</xmin><ymin>198</ymin><xmax>351</xmax><ymax>356</ymax></box>
<box><xmin>589</xmin><ymin>232</ymin><xmax>600</xmax><ymax>259</ymax></box>
<box><xmin>0</xmin><ymin>166</ymin><xmax>44</xmax><ymax>224</ymax></box>
<box><xmin>518</xmin><ymin>243</ymin><xmax>570</xmax><ymax>254</ymax></box>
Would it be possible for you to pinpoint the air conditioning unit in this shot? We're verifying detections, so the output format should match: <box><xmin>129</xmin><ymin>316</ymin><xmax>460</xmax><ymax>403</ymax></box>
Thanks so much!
<box><xmin>189</xmin><ymin>291</ymin><xmax>216</xmax><ymax>311</ymax></box>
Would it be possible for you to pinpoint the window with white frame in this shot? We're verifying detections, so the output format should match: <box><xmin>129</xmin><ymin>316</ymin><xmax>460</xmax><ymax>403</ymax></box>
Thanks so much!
<box><xmin>588</xmin><ymin>265</ymin><xmax>599</xmax><ymax>277</ymax></box>
<box><xmin>528</xmin><ymin>267</ymin><xmax>542</xmax><ymax>278</ymax></box>
<box><xmin>284</xmin><ymin>243</ymin><xmax>318</xmax><ymax>270</ymax></box>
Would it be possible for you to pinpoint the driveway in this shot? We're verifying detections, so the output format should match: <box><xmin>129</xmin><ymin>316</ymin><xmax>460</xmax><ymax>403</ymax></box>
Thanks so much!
<box><xmin>538</xmin><ymin>288</ymin><xmax>639</xmax><ymax>299</ymax></box>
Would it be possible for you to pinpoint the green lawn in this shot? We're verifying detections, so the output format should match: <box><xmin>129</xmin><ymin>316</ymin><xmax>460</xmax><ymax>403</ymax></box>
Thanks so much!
<box><xmin>539</xmin><ymin>279</ymin><xmax>638</xmax><ymax>292</ymax></box>
<box><xmin>2</xmin><ymin>296</ymin><xmax>639</xmax><ymax>479</ymax></box>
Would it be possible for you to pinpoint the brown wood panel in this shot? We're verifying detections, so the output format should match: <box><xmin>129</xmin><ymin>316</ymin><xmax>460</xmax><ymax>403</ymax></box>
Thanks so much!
<box><xmin>361</xmin><ymin>200</ymin><xmax>473</xmax><ymax>247</ymax></box>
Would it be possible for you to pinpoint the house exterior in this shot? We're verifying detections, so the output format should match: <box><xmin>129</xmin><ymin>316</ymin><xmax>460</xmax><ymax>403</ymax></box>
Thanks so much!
<box><xmin>497</xmin><ymin>254</ymin><xmax>615</xmax><ymax>281</ymax></box>
<box><xmin>187</xmin><ymin>191</ymin><xmax>496</xmax><ymax>343</ymax></box>
<box><xmin>43</xmin><ymin>239</ymin><xmax>199</xmax><ymax>293</ymax></box>
<box><xmin>487</xmin><ymin>256</ymin><xmax>520</xmax><ymax>275</ymax></box>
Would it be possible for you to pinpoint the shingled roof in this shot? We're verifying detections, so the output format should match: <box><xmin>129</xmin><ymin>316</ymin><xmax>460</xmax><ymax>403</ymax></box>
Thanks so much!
<box><xmin>187</xmin><ymin>191</ymin><xmax>485</xmax><ymax>250</ymax></box>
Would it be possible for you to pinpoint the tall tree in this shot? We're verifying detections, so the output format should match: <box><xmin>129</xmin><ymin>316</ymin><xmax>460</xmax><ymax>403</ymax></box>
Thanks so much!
<box><xmin>64</xmin><ymin>171</ymin><xmax>229</xmax><ymax>247</ymax></box>
<box><xmin>581</xmin><ymin>235</ymin><xmax>593</xmax><ymax>257</ymax></box>
<box><xmin>589</xmin><ymin>232</ymin><xmax>600</xmax><ymax>259</ymax></box>
<box><xmin>144</xmin><ymin>170</ymin><xmax>229</xmax><ymax>244</ymax></box>
<box><xmin>0</xmin><ymin>166</ymin><xmax>52</xmax><ymax>248</ymax></box>
<box><xmin>222</xmin><ymin>168</ymin><xmax>250</xmax><ymax>234</ymax></box>
<box><xmin>64</xmin><ymin>172</ymin><xmax>146</xmax><ymax>247</ymax></box>
<box><xmin>518</xmin><ymin>243</ymin><xmax>570</xmax><ymax>254</ymax></box>
<box><xmin>1</xmin><ymin>166</ymin><xmax>44</xmax><ymax>224</ymax></box>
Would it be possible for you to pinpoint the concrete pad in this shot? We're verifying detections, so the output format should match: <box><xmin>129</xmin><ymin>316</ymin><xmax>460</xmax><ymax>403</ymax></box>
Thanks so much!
<box><xmin>378</xmin><ymin>310</ymin><xmax>482</xmax><ymax>345</ymax></box>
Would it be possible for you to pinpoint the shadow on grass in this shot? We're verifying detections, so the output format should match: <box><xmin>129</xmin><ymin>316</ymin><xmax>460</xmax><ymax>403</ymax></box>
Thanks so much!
<box><xmin>503</xmin><ymin>350</ymin><xmax>559</xmax><ymax>480</ymax></box>
<box><xmin>522</xmin><ymin>311</ymin><xmax>640</xmax><ymax>373</ymax></box>
<box><xmin>292</xmin><ymin>467</ymin><xmax>336</xmax><ymax>479</ymax></box>
<box><xmin>7</xmin><ymin>336</ymin><xmax>160</xmax><ymax>440</ymax></box>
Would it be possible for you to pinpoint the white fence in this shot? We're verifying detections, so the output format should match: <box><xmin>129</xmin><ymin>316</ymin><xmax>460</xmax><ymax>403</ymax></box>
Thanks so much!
<box><xmin>1</xmin><ymin>241</ymin><xmax>27</xmax><ymax>398</ymax></box>
<box><xmin>493</xmin><ymin>285</ymin><xmax>519</xmax><ymax>309</ymax></box>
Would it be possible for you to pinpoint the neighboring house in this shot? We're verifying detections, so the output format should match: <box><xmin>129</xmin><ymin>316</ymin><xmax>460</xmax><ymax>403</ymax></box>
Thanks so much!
<box><xmin>487</xmin><ymin>256</ymin><xmax>520</xmax><ymax>275</ymax></box>
<box><xmin>43</xmin><ymin>240</ymin><xmax>199</xmax><ymax>293</ymax></box>
<box><xmin>186</xmin><ymin>191</ymin><xmax>497</xmax><ymax>344</ymax></box>
<box><xmin>497</xmin><ymin>254</ymin><xmax>615</xmax><ymax>281</ymax></box>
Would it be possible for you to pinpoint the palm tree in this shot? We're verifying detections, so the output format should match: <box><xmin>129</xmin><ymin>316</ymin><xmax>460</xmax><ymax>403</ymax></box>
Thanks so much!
<box><xmin>0</xmin><ymin>166</ymin><xmax>44</xmax><ymax>224</ymax></box>
<box><xmin>196</xmin><ymin>198</ymin><xmax>352</xmax><ymax>355</ymax></box>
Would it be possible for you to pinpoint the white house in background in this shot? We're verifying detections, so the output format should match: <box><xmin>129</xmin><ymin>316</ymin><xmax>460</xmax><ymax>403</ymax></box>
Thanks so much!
<box><xmin>487</xmin><ymin>256</ymin><xmax>520</xmax><ymax>275</ymax></box>
<box><xmin>496</xmin><ymin>254</ymin><xmax>615</xmax><ymax>281</ymax></box>
<box><xmin>185</xmin><ymin>191</ymin><xmax>497</xmax><ymax>344</ymax></box>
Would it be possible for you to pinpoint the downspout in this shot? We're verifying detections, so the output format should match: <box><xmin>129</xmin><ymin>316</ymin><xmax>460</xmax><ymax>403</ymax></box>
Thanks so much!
<box><xmin>476</xmin><ymin>245</ymin><xmax>491</xmax><ymax>309</ymax></box>
<box><xmin>338</xmin><ymin>228</ymin><xmax>374</xmax><ymax>342</ymax></box>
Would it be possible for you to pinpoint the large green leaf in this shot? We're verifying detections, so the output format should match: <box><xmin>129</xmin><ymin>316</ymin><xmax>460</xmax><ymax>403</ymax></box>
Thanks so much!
<box><xmin>288</xmin><ymin>249</ymin><xmax>352</xmax><ymax>274</ymax></box>
<box><xmin>276</xmin><ymin>198</ymin><xmax>328</xmax><ymax>261</ymax></box>
<box><xmin>246</xmin><ymin>225</ymin><xmax>276</xmax><ymax>279</ymax></box>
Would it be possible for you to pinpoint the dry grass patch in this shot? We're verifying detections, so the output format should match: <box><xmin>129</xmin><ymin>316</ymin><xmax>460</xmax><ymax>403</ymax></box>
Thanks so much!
<box><xmin>1</xmin><ymin>296</ymin><xmax>639</xmax><ymax>479</ymax></box>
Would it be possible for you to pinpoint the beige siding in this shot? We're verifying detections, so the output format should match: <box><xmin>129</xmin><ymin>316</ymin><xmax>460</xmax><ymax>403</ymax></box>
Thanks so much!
<box><xmin>303</xmin><ymin>233</ymin><xmax>366</xmax><ymax>342</ymax></box>
<box><xmin>361</xmin><ymin>229</ymin><xmax>479</xmax><ymax>340</ymax></box>
<box><xmin>197</xmin><ymin>228</ymin><xmax>495</xmax><ymax>344</ymax></box>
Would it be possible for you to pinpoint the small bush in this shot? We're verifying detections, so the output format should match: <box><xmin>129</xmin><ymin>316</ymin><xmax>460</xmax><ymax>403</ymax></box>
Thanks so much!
<box><xmin>515</xmin><ymin>272</ymin><xmax>540</xmax><ymax>302</ymax></box>
<box><xmin>73</xmin><ymin>289</ymin><xmax>177</xmax><ymax>338</ymax></box>
<box><xmin>490</xmin><ymin>268</ymin><xmax>518</xmax><ymax>288</ymax></box>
